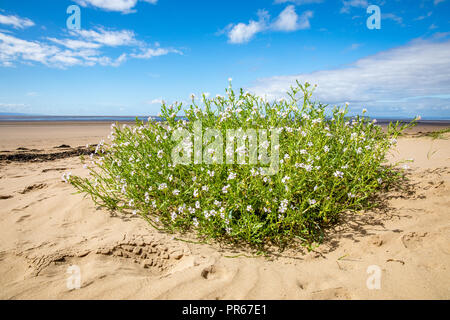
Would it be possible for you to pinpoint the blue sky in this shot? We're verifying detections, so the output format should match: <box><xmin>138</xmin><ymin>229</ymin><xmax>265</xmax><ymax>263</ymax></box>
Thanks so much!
<box><xmin>0</xmin><ymin>0</ymin><xmax>449</xmax><ymax>118</ymax></box>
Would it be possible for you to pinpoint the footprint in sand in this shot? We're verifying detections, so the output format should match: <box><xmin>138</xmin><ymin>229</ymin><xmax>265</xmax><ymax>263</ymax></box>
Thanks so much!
<box><xmin>94</xmin><ymin>235</ymin><xmax>189</xmax><ymax>274</ymax></box>
<box><xmin>369</xmin><ymin>235</ymin><xmax>384</xmax><ymax>247</ymax></box>
<box><xmin>401</xmin><ymin>231</ymin><xmax>428</xmax><ymax>249</ymax></box>
<box><xmin>200</xmin><ymin>264</ymin><xmax>230</xmax><ymax>281</ymax></box>
<box><xmin>19</xmin><ymin>183</ymin><xmax>47</xmax><ymax>194</ymax></box>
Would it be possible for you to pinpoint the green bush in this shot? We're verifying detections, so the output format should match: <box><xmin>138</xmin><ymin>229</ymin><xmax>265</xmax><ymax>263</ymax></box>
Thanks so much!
<box><xmin>69</xmin><ymin>81</ymin><xmax>416</xmax><ymax>249</ymax></box>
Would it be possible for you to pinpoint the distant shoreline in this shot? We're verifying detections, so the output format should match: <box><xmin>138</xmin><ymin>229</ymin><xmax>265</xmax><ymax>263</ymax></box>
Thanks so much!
<box><xmin>0</xmin><ymin>115</ymin><xmax>449</xmax><ymax>125</ymax></box>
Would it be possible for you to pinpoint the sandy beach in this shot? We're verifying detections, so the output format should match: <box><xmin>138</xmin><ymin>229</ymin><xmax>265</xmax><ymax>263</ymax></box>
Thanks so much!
<box><xmin>0</xmin><ymin>122</ymin><xmax>449</xmax><ymax>300</ymax></box>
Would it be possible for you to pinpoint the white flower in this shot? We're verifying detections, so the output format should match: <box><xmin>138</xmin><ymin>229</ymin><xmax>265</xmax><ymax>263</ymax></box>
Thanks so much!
<box><xmin>158</xmin><ymin>183</ymin><xmax>168</xmax><ymax>190</ymax></box>
<box><xmin>222</xmin><ymin>184</ymin><xmax>230</xmax><ymax>194</ymax></box>
<box><xmin>157</xmin><ymin>150</ymin><xmax>163</xmax><ymax>158</ymax></box>
<box><xmin>348</xmin><ymin>193</ymin><xmax>356</xmax><ymax>198</ymax></box>
<box><xmin>193</xmin><ymin>189</ymin><xmax>199</xmax><ymax>198</ymax></box>
<box><xmin>178</xmin><ymin>204</ymin><xmax>186</xmax><ymax>213</ymax></box>
<box><xmin>173</xmin><ymin>189</ymin><xmax>180</xmax><ymax>196</ymax></box>
<box><xmin>246</xmin><ymin>205</ymin><xmax>253</xmax><ymax>212</ymax></box>
<box><xmin>202</xmin><ymin>185</ymin><xmax>209</xmax><ymax>192</ymax></box>
<box><xmin>195</xmin><ymin>201</ymin><xmax>201</xmax><ymax>209</ymax></box>
<box><xmin>308</xmin><ymin>199</ymin><xmax>317</xmax><ymax>205</ymax></box>
<box><xmin>278</xmin><ymin>199</ymin><xmax>288</xmax><ymax>213</ymax></box>
<box><xmin>323</xmin><ymin>145</ymin><xmax>329</xmax><ymax>153</ymax></box>
<box><xmin>377</xmin><ymin>178</ymin><xmax>383</xmax><ymax>184</ymax></box>
<box><xmin>61</xmin><ymin>172</ymin><xmax>72</xmax><ymax>183</ymax></box>
<box><xmin>132</xmin><ymin>210</ymin><xmax>137</xmax><ymax>215</ymax></box>
<box><xmin>281</xmin><ymin>176</ymin><xmax>290</xmax><ymax>184</ymax></box>
<box><xmin>193</xmin><ymin>218</ymin><xmax>199</xmax><ymax>227</ymax></box>
<box><xmin>227</xmin><ymin>172</ymin><xmax>237</xmax><ymax>180</ymax></box>
<box><xmin>228</xmin><ymin>77</ymin><xmax>232</xmax><ymax>82</ymax></box>
<box><xmin>333</xmin><ymin>171</ymin><xmax>344</xmax><ymax>178</ymax></box>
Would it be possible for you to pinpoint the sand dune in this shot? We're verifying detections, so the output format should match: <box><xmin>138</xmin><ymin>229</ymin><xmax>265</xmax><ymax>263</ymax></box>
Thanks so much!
<box><xmin>0</xmin><ymin>124</ymin><xmax>449</xmax><ymax>299</ymax></box>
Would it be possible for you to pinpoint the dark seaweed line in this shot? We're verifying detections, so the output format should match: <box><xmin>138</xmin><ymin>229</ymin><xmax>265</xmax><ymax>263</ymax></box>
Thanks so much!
<box><xmin>0</xmin><ymin>148</ymin><xmax>91</xmax><ymax>162</ymax></box>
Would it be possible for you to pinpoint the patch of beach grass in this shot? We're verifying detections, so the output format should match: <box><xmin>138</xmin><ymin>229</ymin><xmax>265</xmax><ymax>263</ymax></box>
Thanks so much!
<box><xmin>422</xmin><ymin>127</ymin><xmax>450</xmax><ymax>140</ymax></box>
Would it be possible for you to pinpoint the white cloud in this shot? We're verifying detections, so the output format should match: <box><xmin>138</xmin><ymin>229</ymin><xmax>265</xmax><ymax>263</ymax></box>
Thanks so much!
<box><xmin>382</xmin><ymin>13</ymin><xmax>403</xmax><ymax>25</ymax></box>
<box><xmin>226</xmin><ymin>7</ymin><xmax>312</xmax><ymax>44</ymax></box>
<box><xmin>340</xmin><ymin>0</ymin><xmax>369</xmax><ymax>14</ymax></box>
<box><xmin>274</xmin><ymin>0</ymin><xmax>323</xmax><ymax>5</ymax></box>
<box><xmin>47</xmin><ymin>38</ymin><xmax>102</xmax><ymax>50</ymax></box>
<box><xmin>228</xmin><ymin>20</ymin><xmax>266</xmax><ymax>44</ymax></box>
<box><xmin>0</xmin><ymin>26</ymin><xmax>179</xmax><ymax>68</ymax></box>
<box><xmin>72</xmin><ymin>28</ymin><xmax>139</xmax><ymax>47</ymax></box>
<box><xmin>0</xmin><ymin>14</ymin><xmax>34</xmax><ymax>29</ymax></box>
<box><xmin>0</xmin><ymin>32</ymin><xmax>59</xmax><ymax>67</ymax></box>
<box><xmin>414</xmin><ymin>12</ymin><xmax>432</xmax><ymax>21</ymax></box>
<box><xmin>0</xmin><ymin>31</ymin><xmax>119</xmax><ymax>68</ymax></box>
<box><xmin>74</xmin><ymin>0</ymin><xmax>157</xmax><ymax>14</ymax></box>
<box><xmin>131</xmin><ymin>47</ymin><xmax>181</xmax><ymax>59</ymax></box>
<box><xmin>227</xmin><ymin>10</ymin><xmax>269</xmax><ymax>44</ymax></box>
<box><xmin>349</xmin><ymin>43</ymin><xmax>362</xmax><ymax>50</ymax></box>
<box><xmin>248</xmin><ymin>38</ymin><xmax>450</xmax><ymax>117</ymax></box>
<box><xmin>273</xmin><ymin>6</ymin><xmax>298</xmax><ymax>31</ymax></box>
<box><xmin>0</xmin><ymin>102</ymin><xmax>29</xmax><ymax>108</ymax></box>
<box><xmin>145</xmin><ymin>98</ymin><xmax>163</xmax><ymax>105</ymax></box>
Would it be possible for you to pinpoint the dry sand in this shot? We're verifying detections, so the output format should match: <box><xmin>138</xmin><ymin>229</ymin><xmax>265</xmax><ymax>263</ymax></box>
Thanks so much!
<box><xmin>0</xmin><ymin>122</ymin><xmax>449</xmax><ymax>299</ymax></box>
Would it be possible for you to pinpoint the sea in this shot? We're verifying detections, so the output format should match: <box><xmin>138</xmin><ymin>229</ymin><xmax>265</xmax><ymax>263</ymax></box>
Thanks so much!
<box><xmin>0</xmin><ymin>115</ymin><xmax>449</xmax><ymax>126</ymax></box>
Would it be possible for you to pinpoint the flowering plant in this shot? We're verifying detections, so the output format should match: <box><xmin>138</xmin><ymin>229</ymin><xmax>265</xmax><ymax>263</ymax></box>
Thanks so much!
<box><xmin>69</xmin><ymin>81</ymin><xmax>415</xmax><ymax>249</ymax></box>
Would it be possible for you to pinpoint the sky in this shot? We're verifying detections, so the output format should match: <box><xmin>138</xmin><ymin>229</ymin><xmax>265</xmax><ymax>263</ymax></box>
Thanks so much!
<box><xmin>0</xmin><ymin>0</ymin><xmax>449</xmax><ymax>119</ymax></box>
